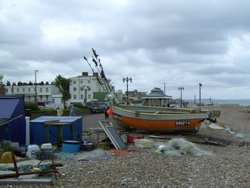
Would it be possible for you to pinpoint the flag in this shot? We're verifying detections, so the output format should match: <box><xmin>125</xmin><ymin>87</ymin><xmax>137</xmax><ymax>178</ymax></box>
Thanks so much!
<box><xmin>92</xmin><ymin>57</ymin><xmax>98</xmax><ymax>66</ymax></box>
<box><xmin>92</xmin><ymin>48</ymin><xmax>99</xmax><ymax>58</ymax></box>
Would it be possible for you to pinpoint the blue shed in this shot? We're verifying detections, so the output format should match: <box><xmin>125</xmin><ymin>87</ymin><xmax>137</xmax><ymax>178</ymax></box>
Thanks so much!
<box><xmin>0</xmin><ymin>96</ymin><xmax>26</xmax><ymax>145</ymax></box>
<box><xmin>30</xmin><ymin>116</ymin><xmax>83</xmax><ymax>145</ymax></box>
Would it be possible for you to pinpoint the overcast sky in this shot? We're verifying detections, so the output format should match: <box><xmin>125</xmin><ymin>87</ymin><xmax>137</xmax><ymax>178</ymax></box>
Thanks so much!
<box><xmin>1</xmin><ymin>0</ymin><xmax>250</xmax><ymax>99</ymax></box>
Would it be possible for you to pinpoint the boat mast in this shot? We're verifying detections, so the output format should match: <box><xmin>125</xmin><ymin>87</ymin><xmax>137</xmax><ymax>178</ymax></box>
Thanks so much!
<box><xmin>84</xmin><ymin>49</ymin><xmax>118</xmax><ymax>105</ymax></box>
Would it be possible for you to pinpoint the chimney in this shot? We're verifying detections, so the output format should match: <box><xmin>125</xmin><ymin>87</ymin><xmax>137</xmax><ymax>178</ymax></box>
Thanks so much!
<box><xmin>93</xmin><ymin>72</ymin><xmax>98</xmax><ymax>77</ymax></box>
<box><xmin>82</xmin><ymin>72</ymin><xmax>88</xmax><ymax>76</ymax></box>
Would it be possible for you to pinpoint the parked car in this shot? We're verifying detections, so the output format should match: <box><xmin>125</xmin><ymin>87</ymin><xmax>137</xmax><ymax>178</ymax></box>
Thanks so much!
<box><xmin>86</xmin><ymin>101</ymin><xmax>109</xmax><ymax>114</ymax></box>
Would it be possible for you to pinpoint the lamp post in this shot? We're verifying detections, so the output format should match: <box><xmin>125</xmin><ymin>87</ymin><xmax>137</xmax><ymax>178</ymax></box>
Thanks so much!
<box><xmin>83</xmin><ymin>85</ymin><xmax>90</xmax><ymax>104</ymax></box>
<box><xmin>178</xmin><ymin>87</ymin><xmax>184</xmax><ymax>107</ymax></box>
<box><xmin>123</xmin><ymin>76</ymin><xmax>132</xmax><ymax>105</ymax></box>
<box><xmin>35</xmin><ymin>70</ymin><xmax>38</xmax><ymax>104</ymax></box>
<box><xmin>199</xmin><ymin>83</ymin><xmax>202</xmax><ymax>111</ymax></box>
<box><xmin>163</xmin><ymin>82</ymin><xmax>166</xmax><ymax>94</ymax></box>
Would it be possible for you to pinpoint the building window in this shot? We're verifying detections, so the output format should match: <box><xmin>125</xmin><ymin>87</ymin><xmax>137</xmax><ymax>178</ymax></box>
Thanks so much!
<box><xmin>88</xmin><ymin>94</ymin><xmax>91</xmax><ymax>99</ymax></box>
<box><xmin>80</xmin><ymin>95</ymin><xmax>83</xmax><ymax>99</ymax></box>
<box><xmin>17</xmin><ymin>88</ymin><xmax>19</xmax><ymax>93</ymax></box>
<box><xmin>81</xmin><ymin>87</ymin><xmax>83</xmax><ymax>91</ymax></box>
<box><xmin>73</xmin><ymin>95</ymin><xmax>76</xmax><ymax>99</ymax></box>
<box><xmin>40</xmin><ymin>88</ymin><xmax>42</xmax><ymax>92</ymax></box>
<box><xmin>73</xmin><ymin>81</ymin><xmax>76</xmax><ymax>84</ymax></box>
<box><xmin>5</xmin><ymin>88</ymin><xmax>8</xmax><ymax>93</ymax></box>
<box><xmin>22</xmin><ymin>88</ymin><xmax>25</xmax><ymax>92</ymax></box>
<box><xmin>73</xmin><ymin>87</ymin><xmax>76</xmax><ymax>91</ymax></box>
<box><xmin>28</xmin><ymin>88</ymin><xmax>31</xmax><ymax>92</ymax></box>
<box><xmin>46</xmin><ymin>87</ymin><xmax>49</xmax><ymax>92</ymax></box>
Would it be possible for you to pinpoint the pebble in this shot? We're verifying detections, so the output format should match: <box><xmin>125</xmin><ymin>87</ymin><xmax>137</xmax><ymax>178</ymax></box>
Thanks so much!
<box><xmin>1</xmin><ymin>105</ymin><xmax>250</xmax><ymax>187</ymax></box>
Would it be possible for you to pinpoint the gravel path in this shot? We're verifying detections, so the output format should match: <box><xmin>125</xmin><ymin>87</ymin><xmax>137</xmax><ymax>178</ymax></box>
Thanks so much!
<box><xmin>82</xmin><ymin>113</ymin><xmax>105</xmax><ymax>131</ymax></box>
<box><xmin>1</xmin><ymin>105</ymin><xmax>250</xmax><ymax>188</ymax></box>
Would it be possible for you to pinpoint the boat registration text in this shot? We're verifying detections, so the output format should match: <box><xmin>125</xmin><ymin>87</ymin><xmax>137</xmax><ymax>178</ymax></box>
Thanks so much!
<box><xmin>175</xmin><ymin>120</ymin><xmax>191</xmax><ymax>126</ymax></box>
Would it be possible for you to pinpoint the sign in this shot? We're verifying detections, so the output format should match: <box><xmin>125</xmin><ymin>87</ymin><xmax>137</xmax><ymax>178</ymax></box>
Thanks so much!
<box><xmin>175</xmin><ymin>120</ymin><xmax>191</xmax><ymax>126</ymax></box>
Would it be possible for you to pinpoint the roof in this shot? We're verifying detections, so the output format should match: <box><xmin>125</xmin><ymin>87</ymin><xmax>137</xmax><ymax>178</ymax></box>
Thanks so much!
<box><xmin>142</xmin><ymin>87</ymin><xmax>172</xmax><ymax>99</ymax></box>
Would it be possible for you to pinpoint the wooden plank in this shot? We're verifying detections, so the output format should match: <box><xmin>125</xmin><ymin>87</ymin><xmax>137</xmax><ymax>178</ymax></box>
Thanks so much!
<box><xmin>0</xmin><ymin>178</ymin><xmax>53</xmax><ymax>185</ymax></box>
<box><xmin>99</xmin><ymin>121</ymin><xmax>121</xmax><ymax>149</ymax></box>
<box><xmin>99</xmin><ymin>121</ymin><xmax>127</xmax><ymax>150</ymax></box>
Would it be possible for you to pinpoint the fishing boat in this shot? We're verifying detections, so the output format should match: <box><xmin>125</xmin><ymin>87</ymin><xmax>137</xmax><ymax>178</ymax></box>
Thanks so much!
<box><xmin>111</xmin><ymin>104</ymin><xmax>218</xmax><ymax>133</ymax></box>
<box><xmin>84</xmin><ymin>49</ymin><xmax>220</xmax><ymax>133</ymax></box>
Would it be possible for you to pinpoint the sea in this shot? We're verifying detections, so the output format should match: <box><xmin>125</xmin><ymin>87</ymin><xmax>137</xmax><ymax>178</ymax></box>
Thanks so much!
<box><xmin>202</xmin><ymin>99</ymin><xmax>250</xmax><ymax>107</ymax></box>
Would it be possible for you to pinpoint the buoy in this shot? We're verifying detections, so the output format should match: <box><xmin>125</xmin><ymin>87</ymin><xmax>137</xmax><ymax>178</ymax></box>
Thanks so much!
<box><xmin>107</xmin><ymin>108</ymin><xmax>113</xmax><ymax>115</ymax></box>
<box><xmin>0</xmin><ymin>151</ymin><xmax>14</xmax><ymax>163</ymax></box>
<box><xmin>31</xmin><ymin>167</ymin><xmax>42</xmax><ymax>172</ymax></box>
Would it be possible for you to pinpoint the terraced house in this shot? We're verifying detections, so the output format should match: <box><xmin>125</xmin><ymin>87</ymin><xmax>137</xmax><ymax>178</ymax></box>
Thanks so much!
<box><xmin>4</xmin><ymin>81</ymin><xmax>62</xmax><ymax>108</ymax></box>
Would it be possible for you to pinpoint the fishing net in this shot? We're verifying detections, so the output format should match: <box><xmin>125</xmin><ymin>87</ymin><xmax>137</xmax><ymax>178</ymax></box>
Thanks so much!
<box><xmin>156</xmin><ymin>138</ymin><xmax>212</xmax><ymax>157</ymax></box>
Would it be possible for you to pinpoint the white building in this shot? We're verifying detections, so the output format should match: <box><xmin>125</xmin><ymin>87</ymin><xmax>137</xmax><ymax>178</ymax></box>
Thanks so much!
<box><xmin>49</xmin><ymin>93</ymin><xmax>63</xmax><ymax>108</ymax></box>
<box><xmin>69</xmin><ymin>72</ymin><xmax>108</xmax><ymax>104</ymax></box>
<box><xmin>4</xmin><ymin>71</ymin><xmax>114</xmax><ymax>107</ymax></box>
<box><xmin>5</xmin><ymin>83</ymin><xmax>62</xmax><ymax>108</ymax></box>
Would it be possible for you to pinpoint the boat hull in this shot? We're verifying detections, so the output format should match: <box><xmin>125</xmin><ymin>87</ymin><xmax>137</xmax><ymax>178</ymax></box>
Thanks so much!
<box><xmin>111</xmin><ymin>105</ymin><xmax>210</xmax><ymax>133</ymax></box>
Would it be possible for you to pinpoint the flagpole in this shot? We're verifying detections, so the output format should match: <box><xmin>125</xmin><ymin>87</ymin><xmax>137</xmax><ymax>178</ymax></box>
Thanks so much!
<box><xmin>199</xmin><ymin>83</ymin><xmax>202</xmax><ymax>111</ymax></box>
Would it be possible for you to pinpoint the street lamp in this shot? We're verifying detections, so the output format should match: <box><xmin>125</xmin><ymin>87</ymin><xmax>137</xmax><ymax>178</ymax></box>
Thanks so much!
<box><xmin>83</xmin><ymin>85</ymin><xmax>90</xmax><ymax>104</ymax></box>
<box><xmin>178</xmin><ymin>87</ymin><xmax>184</xmax><ymax>107</ymax></box>
<box><xmin>35</xmin><ymin>70</ymin><xmax>38</xmax><ymax>104</ymax></box>
<box><xmin>163</xmin><ymin>82</ymin><xmax>166</xmax><ymax>94</ymax></box>
<box><xmin>199</xmin><ymin>83</ymin><xmax>202</xmax><ymax>111</ymax></box>
<box><xmin>123</xmin><ymin>76</ymin><xmax>132</xmax><ymax>105</ymax></box>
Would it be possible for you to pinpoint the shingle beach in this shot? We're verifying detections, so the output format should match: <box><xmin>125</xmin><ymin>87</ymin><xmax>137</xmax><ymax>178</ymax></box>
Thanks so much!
<box><xmin>1</xmin><ymin>104</ymin><xmax>250</xmax><ymax>188</ymax></box>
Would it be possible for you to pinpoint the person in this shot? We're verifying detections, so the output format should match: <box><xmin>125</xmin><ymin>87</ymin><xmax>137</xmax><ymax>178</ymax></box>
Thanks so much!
<box><xmin>70</xmin><ymin>104</ymin><xmax>78</xmax><ymax>116</ymax></box>
<box><xmin>56</xmin><ymin>107</ymin><xmax>63</xmax><ymax>116</ymax></box>
<box><xmin>104</xmin><ymin>109</ymin><xmax>109</xmax><ymax>119</ymax></box>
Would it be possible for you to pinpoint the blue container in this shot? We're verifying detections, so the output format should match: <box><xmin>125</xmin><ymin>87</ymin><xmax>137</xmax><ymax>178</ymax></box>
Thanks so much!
<box><xmin>29</xmin><ymin>116</ymin><xmax>83</xmax><ymax>145</ymax></box>
<box><xmin>62</xmin><ymin>140</ymin><xmax>80</xmax><ymax>153</ymax></box>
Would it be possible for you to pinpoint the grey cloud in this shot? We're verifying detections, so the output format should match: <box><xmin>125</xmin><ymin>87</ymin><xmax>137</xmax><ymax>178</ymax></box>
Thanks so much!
<box><xmin>1</xmin><ymin>0</ymin><xmax>250</xmax><ymax>99</ymax></box>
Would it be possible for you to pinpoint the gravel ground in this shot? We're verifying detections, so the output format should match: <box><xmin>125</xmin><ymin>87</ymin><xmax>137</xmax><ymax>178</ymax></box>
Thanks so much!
<box><xmin>1</xmin><ymin>104</ymin><xmax>250</xmax><ymax>188</ymax></box>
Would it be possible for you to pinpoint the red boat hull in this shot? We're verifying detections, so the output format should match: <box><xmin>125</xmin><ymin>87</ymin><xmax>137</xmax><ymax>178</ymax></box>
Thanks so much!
<box><xmin>111</xmin><ymin>105</ymin><xmax>210</xmax><ymax>132</ymax></box>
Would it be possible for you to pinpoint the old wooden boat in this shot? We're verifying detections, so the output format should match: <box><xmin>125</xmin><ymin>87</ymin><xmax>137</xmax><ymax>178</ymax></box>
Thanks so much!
<box><xmin>84</xmin><ymin>49</ymin><xmax>220</xmax><ymax>133</ymax></box>
<box><xmin>110</xmin><ymin>104</ymin><xmax>218</xmax><ymax>133</ymax></box>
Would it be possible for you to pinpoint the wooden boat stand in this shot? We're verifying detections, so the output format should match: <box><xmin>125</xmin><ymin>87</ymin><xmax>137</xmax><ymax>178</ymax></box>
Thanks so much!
<box><xmin>0</xmin><ymin>151</ymin><xmax>60</xmax><ymax>180</ymax></box>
